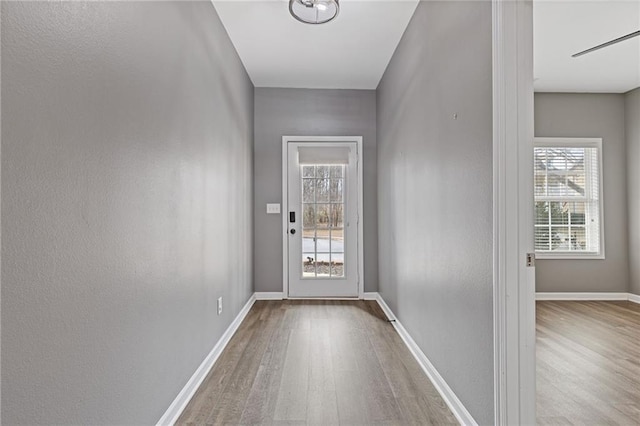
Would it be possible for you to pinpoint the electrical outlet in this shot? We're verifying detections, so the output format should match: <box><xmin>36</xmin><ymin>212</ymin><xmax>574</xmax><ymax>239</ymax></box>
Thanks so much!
<box><xmin>217</xmin><ymin>297</ymin><xmax>223</xmax><ymax>315</ymax></box>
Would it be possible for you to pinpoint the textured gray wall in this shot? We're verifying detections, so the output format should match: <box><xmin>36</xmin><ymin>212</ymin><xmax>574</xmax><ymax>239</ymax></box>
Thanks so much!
<box><xmin>626</xmin><ymin>88</ymin><xmax>640</xmax><ymax>296</ymax></box>
<box><xmin>1</xmin><ymin>2</ymin><xmax>253</xmax><ymax>424</ymax></box>
<box><xmin>534</xmin><ymin>93</ymin><xmax>629</xmax><ymax>293</ymax></box>
<box><xmin>253</xmin><ymin>88</ymin><xmax>377</xmax><ymax>293</ymax></box>
<box><xmin>376</xmin><ymin>2</ymin><xmax>494</xmax><ymax>424</ymax></box>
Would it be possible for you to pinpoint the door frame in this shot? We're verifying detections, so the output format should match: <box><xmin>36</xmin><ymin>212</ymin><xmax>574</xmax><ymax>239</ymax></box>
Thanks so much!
<box><xmin>281</xmin><ymin>136</ymin><xmax>364</xmax><ymax>299</ymax></box>
<box><xmin>492</xmin><ymin>0</ymin><xmax>536</xmax><ymax>424</ymax></box>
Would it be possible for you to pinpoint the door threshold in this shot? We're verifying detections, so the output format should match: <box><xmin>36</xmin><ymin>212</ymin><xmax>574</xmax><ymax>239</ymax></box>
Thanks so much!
<box><xmin>285</xmin><ymin>296</ymin><xmax>361</xmax><ymax>300</ymax></box>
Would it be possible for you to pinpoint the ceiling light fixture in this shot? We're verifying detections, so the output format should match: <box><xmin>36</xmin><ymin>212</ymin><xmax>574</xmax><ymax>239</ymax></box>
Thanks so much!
<box><xmin>289</xmin><ymin>0</ymin><xmax>339</xmax><ymax>25</ymax></box>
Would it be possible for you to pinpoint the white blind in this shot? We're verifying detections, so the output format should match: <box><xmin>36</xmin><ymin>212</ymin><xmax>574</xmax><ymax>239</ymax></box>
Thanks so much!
<box><xmin>298</xmin><ymin>147</ymin><xmax>350</xmax><ymax>165</ymax></box>
<box><xmin>585</xmin><ymin>147</ymin><xmax>600</xmax><ymax>253</ymax></box>
<box><xmin>533</xmin><ymin>144</ymin><xmax>602</xmax><ymax>256</ymax></box>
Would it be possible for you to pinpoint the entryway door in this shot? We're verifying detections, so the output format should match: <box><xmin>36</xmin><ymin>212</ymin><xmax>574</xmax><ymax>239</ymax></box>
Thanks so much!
<box><xmin>283</xmin><ymin>138</ymin><xmax>361</xmax><ymax>298</ymax></box>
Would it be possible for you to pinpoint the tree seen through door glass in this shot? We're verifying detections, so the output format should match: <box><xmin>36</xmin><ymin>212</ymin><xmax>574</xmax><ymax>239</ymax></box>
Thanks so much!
<box><xmin>316</xmin><ymin>179</ymin><xmax>330</xmax><ymax>202</ymax></box>
<box><xmin>301</xmin><ymin>164</ymin><xmax>346</xmax><ymax>278</ymax></box>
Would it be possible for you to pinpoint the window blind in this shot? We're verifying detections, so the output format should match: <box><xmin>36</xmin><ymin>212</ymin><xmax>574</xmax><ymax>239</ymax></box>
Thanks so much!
<box><xmin>534</xmin><ymin>144</ymin><xmax>602</xmax><ymax>256</ymax></box>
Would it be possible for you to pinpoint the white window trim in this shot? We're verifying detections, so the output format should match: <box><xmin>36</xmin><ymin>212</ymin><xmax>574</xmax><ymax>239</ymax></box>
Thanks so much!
<box><xmin>533</xmin><ymin>137</ymin><xmax>605</xmax><ymax>260</ymax></box>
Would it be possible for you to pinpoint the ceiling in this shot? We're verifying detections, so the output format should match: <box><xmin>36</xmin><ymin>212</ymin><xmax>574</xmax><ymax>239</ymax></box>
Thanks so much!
<box><xmin>213</xmin><ymin>0</ymin><xmax>640</xmax><ymax>93</ymax></box>
<box><xmin>534</xmin><ymin>1</ymin><xmax>640</xmax><ymax>93</ymax></box>
<box><xmin>212</xmin><ymin>0</ymin><xmax>419</xmax><ymax>89</ymax></box>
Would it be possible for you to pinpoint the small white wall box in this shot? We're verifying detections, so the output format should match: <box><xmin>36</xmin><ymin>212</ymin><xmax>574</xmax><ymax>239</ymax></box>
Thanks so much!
<box><xmin>266</xmin><ymin>203</ymin><xmax>281</xmax><ymax>214</ymax></box>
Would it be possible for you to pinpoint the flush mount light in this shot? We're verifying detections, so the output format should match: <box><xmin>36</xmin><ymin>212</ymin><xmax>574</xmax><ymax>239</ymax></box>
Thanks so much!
<box><xmin>289</xmin><ymin>0</ymin><xmax>339</xmax><ymax>25</ymax></box>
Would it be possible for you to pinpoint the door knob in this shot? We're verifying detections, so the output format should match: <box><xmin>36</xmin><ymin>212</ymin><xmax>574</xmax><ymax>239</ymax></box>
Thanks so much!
<box><xmin>290</xmin><ymin>229</ymin><xmax>296</xmax><ymax>235</ymax></box>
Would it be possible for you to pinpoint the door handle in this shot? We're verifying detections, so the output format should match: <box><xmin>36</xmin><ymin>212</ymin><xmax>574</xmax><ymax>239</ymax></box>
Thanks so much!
<box><xmin>290</xmin><ymin>229</ymin><xmax>296</xmax><ymax>235</ymax></box>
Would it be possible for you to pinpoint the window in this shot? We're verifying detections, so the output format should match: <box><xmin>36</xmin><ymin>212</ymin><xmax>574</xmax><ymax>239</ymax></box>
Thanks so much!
<box><xmin>534</xmin><ymin>138</ymin><xmax>604</xmax><ymax>259</ymax></box>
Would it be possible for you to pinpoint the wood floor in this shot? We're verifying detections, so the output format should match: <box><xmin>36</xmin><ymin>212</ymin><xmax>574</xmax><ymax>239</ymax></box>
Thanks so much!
<box><xmin>537</xmin><ymin>301</ymin><xmax>640</xmax><ymax>425</ymax></box>
<box><xmin>177</xmin><ymin>300</ymin><xmax>457</xmax><ymax>425</ymax></box>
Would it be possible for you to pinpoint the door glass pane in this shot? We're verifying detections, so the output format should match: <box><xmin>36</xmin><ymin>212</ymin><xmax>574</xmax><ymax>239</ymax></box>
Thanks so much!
<box><xmin>316</xmin><ymin>179</ymin><xmax>330</xmax><ymax>202</ymax></box>
<box><xmin>302</xmin><ymin>232</ymin><xmax>316</xmax><ymax>252</ymax></box>
<box><xmin>300</xmin><ymin>164</ymin><xmax>346</xmax><ymax>279</ymax></box>
<box><xmin>315</xmin><ymin>253</ymin><xmax>331</xmax><ymax>278</ymax></box>
<box><xmin>330</xmin><ymin>228</ymin><xmax>344</xmax><ymax>249</ymax></box>
<box><xmin>303</xmin><ymin>204</ymin><xmax>315</xmax><ymax>228</ymax></box>
<box><xmin>303</xmin><ymin>253</ymin><xmax>316</xmax><ymax>277</ymax></box>
<box><xmin>316</xmin><ymin>166</ymin><xmax>330</xmax><ymax>178</ymax></box>
<box><xmin>302</xmin><ymin>179</ymin><xmax>315</xmax><ymax>203</ymax></box>
<box><xmin>315</xmin><ymin>204</ymin><xmax>331</xmax><ymax>228</ymax></box>
<box><xmin>331</xmin><ymin>253</ymin><xmax>344</xmax><ymax>277</ymax></box>
<box><xmin>330</xmin><ymin>204</ymin><xmax>343</xmax><ymax>228</ymax></box>
<box><xmin>330</xmin><ymin>165</ymin><xmax>344</xmax><ymax>178</ymax></box>
<box><xmin>303</xmin><ymin>166</ymin><xmax>316</xmax><ymax>178</ymax></box>
<box><xmin>330</xmin><ymin>179</ymin><xmax>343</xmax><ymax>202</ymax></box>
<box><xmin>330</xmin><ymin>228</ymin><xmax>344</xmax><ymax>277</ymax></box>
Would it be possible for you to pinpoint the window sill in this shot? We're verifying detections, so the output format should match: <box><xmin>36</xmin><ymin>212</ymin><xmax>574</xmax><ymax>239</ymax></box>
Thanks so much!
<box><xmin>535</xmin><ymin>252</ymin><xmax>605</xmax><ymax>260</ymax></box>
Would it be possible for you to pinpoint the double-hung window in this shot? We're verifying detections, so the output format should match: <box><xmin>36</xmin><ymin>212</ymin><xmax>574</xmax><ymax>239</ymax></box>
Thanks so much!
<box><xmin>534</xmin><ymin>138</ymin><xmax>604</xmax><ymax>259</ymax></box>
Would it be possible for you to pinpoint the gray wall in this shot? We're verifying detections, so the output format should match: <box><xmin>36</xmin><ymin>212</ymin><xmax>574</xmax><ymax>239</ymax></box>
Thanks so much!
<box><xmin>1</xmin><ymin>2</ymin><xmax>253</xmax><ymax>424</ymax></box>
<box><xmin>376</xmin><ymin>2</ymin><xmax>494</xmax><ymax>424</ymax></box>
<box><xmin>534</xmin><ymin>93</ymin><xmax>629</xmax><ymax>293</ymax></box>
<box><xmin>626</xmin><ymin>88</ymin><xmax>640</xmax><ymax>296</ymax></box>
<box><xmin>253</xmin><ymin>88</ymin><xmax>377</xmax><ymax>293</ymax></box>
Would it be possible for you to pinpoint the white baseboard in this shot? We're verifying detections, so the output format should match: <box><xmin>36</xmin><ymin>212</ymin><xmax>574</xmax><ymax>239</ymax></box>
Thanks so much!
<box><xmin>362</xmin><ymin>292</ymin><xmax>378</xmax><ymax>300</ymax></box>
<box><xmin>536</xmin><ymin>292</ymin><xmax>630</xmax><ymax>301</ymax></box>
<box><xmin>157</xmin><ymin>294</ymin><xmax>257</xmax><ymax>425</ymax></box>
<box><xmin>372</xmin><ymin>293</ymin><xmax>477</xmax><ymax>426</ymax></box>
<box><xmin>255</xmin><ymin>292</ymin><xmax>284</xmax><ymax>300</ymax></box>
<box><xmin>256</xmin><ymin>292</ymin><xmax>376</xmax><ymax>300</ymax></box>
<box><xmin>626</xmin><ymin>293</ymin><xmax>640</xmax><ymax>304</ymax></box>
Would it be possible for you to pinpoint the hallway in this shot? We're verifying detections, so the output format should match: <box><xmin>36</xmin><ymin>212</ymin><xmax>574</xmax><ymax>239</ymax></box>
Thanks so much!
<box><xmin>177</xmin><ymin>301</ymin><xmax>457</xmax><ymax>425</ymax></box>
<box><xmin>2</xmin><ymin>1</ymin><xmax>499</xmax><ymax>423</ymax></box>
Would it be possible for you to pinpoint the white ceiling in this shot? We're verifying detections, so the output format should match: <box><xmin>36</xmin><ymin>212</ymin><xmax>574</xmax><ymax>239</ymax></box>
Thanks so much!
<box><xmin>212</xmin><ymin>0</ymin><xmax>419</xmax><ymax>89</ymax></box>
<box><xmin>534</xmin><ymin>1</ymin><xmax>640</xmax><ymax>93</ymax></box>
<box><xmin>213</xmin><ymin>0</ymin><xmax>640</xmax><ymax>93</ymax></box>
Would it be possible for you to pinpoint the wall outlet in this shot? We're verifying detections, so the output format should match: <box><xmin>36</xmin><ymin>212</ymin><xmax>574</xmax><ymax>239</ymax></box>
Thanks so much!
<box><xmin>217</xmin><ymin>297</ymin><xmax>223</xmax><ymax>315</ymax></box>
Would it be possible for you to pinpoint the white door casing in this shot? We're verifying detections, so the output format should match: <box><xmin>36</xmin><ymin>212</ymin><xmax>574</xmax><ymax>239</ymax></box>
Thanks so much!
<box><xmin>492</xmin><ymin>0</ymin><xmax>536</xmax><ymax>424</ymax></box>
<box><xmin>282</xmin><ymin>136</ymin><xmax>364</xmax><ymax>298</ymax></box>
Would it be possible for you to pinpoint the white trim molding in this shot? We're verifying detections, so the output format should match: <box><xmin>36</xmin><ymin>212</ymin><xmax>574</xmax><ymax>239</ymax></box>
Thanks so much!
<box><xmin>255</xmin><ymin>292</ymin><xmax>285</xmax><ymax>300</ymax></box>
<box><xmin>372</xmin><ymin>293</ymin><xmax>477</xmax><ymax>426</ymax></box>
<box><xmin>537</xmin><ymin>292</ymin><xmax>640</xmax><ymax>303</ymax></box>
<box><xmin>281</xmin><ymin>136</ymin><xmax>364</xmax><ymax>299</ymax></box>
<box><xmin>533</xmin><ymin>138</ymin><xmax>605</xmax><ymax>260</ymax></box>
<box><xmin>156</xmin><ymin>294</ymin><xmax>257</xmax><ymax>426</ymax></box>
<box><xmin>492</xmin><ymin>0</ymin><xmax>536</xmax><ymax>424</ymax></box>
<box><xmin>362</xmin><ymin>292</ymin><xmax>378</xmax><ymax>300</ymax></box>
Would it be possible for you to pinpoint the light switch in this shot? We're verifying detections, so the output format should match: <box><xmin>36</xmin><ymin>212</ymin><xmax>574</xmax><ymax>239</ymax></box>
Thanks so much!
<box><xmin>266</xmin><ymin>203</ymin><xmax>281</xmax><ymax>214</ymax></box>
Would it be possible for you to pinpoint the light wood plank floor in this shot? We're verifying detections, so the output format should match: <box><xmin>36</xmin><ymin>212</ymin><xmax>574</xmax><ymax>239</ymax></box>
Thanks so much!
<box><xmin>177</xmin><ymin>300</ymin><xmax>457</xmax><ymax>425</ymax></box>
<box><xmin>537</xmin><ymin>301</ymin><xmax>640</xmax><ymax>425</ymax></box>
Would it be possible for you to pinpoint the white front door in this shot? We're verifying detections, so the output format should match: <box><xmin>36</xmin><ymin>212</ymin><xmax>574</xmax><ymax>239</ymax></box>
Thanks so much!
<box><xmin>285</xmin><ymin>140</ymin><xmax>359</xmax><ymax>297</ymax></box>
